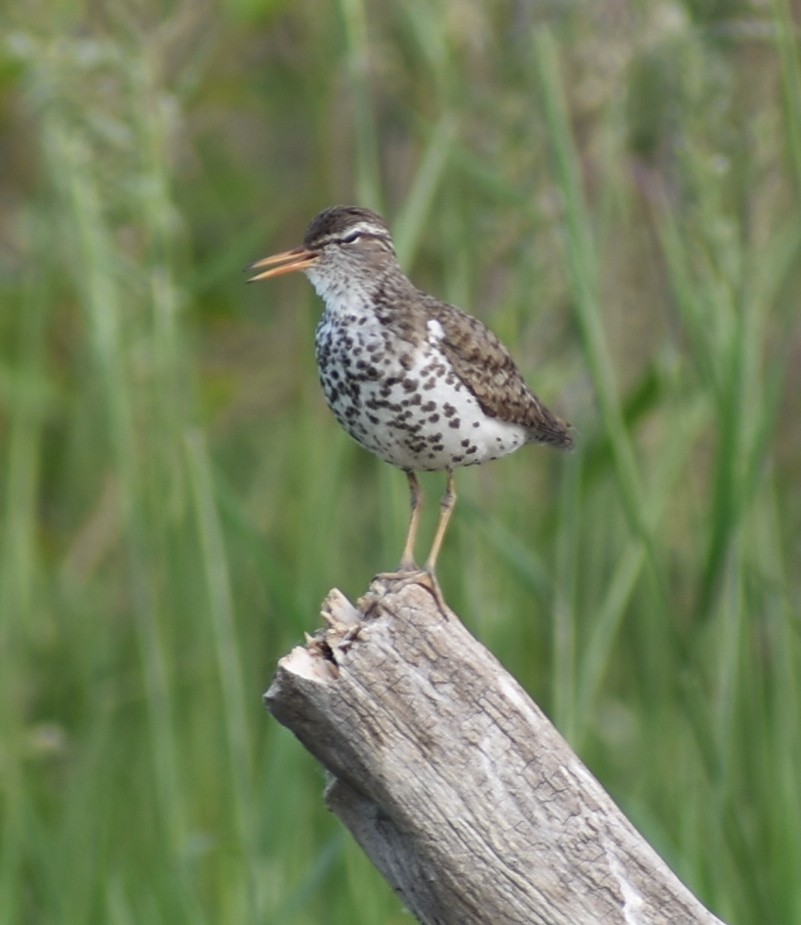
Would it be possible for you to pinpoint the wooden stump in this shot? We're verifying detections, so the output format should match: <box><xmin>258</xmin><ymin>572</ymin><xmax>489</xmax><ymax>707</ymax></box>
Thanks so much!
<box><xmin>264</xmin><ymin>576</ymin><xmax>727</xmax><ymax>925</ymax></box>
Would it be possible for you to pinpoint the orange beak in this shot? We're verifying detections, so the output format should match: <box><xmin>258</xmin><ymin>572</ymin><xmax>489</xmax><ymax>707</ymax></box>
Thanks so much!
<box><xmin>247</xmin><ymin>246</ymin><xmax>319</xmax><ymax>282</ymax></box>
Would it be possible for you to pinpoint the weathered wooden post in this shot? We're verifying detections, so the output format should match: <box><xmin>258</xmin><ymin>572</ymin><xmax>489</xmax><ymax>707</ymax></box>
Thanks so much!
<box><xmin>265</xmin><ymin>577</ymin><xmax>727</xmax><ymax>925</ymax></box>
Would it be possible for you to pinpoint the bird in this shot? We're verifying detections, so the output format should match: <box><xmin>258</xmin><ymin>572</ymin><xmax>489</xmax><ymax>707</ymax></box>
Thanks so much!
<box><xmin>249</xmin><ymin>205</ymin><xmax>573</xmax><ymax>589</ymax></box>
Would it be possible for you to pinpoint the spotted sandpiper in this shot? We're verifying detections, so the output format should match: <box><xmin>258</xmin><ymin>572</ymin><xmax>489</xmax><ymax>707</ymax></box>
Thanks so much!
<box><xmin>249</xmin><ymin>205</ymin><xmax>573</xmax><ymax>587</ymax></box>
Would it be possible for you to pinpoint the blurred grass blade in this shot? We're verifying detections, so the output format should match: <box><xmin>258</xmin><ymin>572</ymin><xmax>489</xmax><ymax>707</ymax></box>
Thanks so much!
<box><xmin>393</xmin><ymin>114</ymin><xmax>458</xmax><ymax>266</ymax></box>
<box><xmin>532</xmin><ymin>27</ymin><xmax>665</xmax><ymax>596</ymax></box>
<box><xmin>184</xmin><ymin>427</ymin><xmax>258</xmax><ymax>918</ymax></box>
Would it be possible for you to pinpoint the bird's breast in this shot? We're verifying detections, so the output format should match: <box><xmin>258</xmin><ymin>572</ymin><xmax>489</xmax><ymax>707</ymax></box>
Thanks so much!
<box><xmin>314</xmin><ymin>310</ymin><xmax>528</xmax><ymax>471</ymax></box>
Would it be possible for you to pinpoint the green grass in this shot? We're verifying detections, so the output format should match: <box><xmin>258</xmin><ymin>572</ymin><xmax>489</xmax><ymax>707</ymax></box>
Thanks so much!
<box><xmin>2</xmin><ymin>2</ymin><xmax>800</xmax><ymax>923</ymax></box>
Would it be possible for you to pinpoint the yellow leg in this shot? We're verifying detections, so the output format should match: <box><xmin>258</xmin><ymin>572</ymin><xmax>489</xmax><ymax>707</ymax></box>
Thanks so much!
<box><xmin>398</xmin><ymin>470</ymin><xmax>423</xmax><ymax>571</ymax></box>
<box><xmin>424</xmin><ymin>470</ymin><xmax>456</xmax><ymax>575</ymax></box>
<box><xmin>372</xmin><ymin>470</ymin><xmax>452</xmax><ymax>617</ymax></box>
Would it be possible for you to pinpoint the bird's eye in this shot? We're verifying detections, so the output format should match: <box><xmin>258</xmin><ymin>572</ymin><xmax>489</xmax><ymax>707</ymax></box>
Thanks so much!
<box><xmin>341</xmin><ymin>232</ymin><xmax>362</xmax><ymax>245</ymax></box>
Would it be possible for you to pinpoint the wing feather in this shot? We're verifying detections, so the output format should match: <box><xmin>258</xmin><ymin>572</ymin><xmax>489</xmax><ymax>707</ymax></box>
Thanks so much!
<box><xmin>423</xmin><ymin>295</ymin><xmax>573</xmax><ymax>450</ymax></box>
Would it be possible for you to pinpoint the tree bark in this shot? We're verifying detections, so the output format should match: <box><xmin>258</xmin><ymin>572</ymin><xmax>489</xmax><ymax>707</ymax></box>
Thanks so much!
<box><xmin>264</xmin><ymin>576</ymin><xmax>727</xmax><ymax>925</ymax></box>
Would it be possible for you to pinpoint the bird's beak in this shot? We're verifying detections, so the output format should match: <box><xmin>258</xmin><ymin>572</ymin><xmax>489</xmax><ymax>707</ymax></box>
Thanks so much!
<box><xmin>247</xmin><ymin>246</ymin><xmax>319</xmax><ymax>282</ymax></box>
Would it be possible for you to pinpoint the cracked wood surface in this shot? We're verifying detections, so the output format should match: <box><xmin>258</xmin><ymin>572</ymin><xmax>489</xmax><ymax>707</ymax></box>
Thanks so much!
<box><xmin>264</xmin><ymin>578</ymin><xmax>727</xmax><ymax>925</ymax></box>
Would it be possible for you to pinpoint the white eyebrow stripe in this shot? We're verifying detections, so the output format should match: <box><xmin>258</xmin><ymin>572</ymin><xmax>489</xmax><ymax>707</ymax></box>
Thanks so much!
<box><xmin>343</xmin><ymin>221</ymin><xmax>385</xmax><ymax>237</ymax></box>
<box><xmin>317</xmin><ymin>221</ymin><xmax>388</xmax><ymax>245</ymax></box>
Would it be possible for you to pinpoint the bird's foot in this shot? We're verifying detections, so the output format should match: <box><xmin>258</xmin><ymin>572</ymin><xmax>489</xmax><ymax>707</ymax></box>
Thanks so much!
<box><xmin>371</xmin><ymin>565</ymin><xmax>451</xmax><ymax>618</ymax></box>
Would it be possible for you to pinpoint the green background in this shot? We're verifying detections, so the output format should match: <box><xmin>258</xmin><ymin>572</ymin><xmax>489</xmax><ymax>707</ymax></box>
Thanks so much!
<box><xmin>2</xmin><ymin>1</ymin><xmax>800</xmax><ymax>922</ymax></box>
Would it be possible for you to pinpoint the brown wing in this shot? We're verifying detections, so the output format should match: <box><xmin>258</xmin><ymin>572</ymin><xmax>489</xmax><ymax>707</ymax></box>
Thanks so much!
<box><xmin>424</xmin><ymin>295</ymin><xmax>574</xmax><ymax>450</ymax></box>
